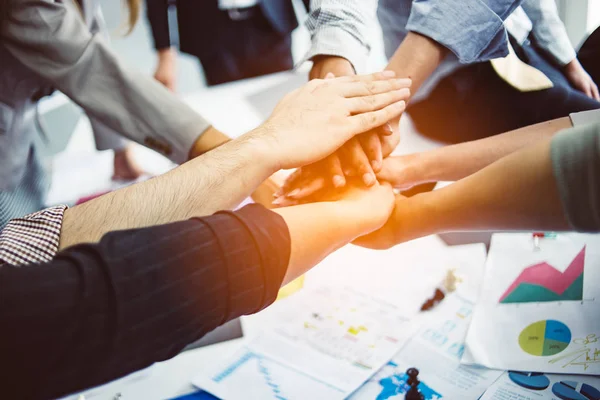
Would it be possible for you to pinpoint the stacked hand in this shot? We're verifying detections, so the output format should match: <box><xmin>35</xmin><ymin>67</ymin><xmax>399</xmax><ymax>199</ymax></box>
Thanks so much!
<box><xmin>273</xmin><ymin>56</ymin><xmax>409</xmax><ymax>205</ymax></box>
<box><xmin>322</xmin><ymin>181</ymin><xmax>397</xmax><ymax>240</ymax></box>
<box><xmin>248</xmin><ymin>70</ymin><xmax>410</xmax><ymax>171</ymax></box>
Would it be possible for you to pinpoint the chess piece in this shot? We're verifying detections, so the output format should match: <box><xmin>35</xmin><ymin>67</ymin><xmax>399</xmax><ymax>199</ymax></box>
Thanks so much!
<box><xmin>405</xmin><ymin>368</ymin><xmax>424</xmax><ymax>400</ymax></box>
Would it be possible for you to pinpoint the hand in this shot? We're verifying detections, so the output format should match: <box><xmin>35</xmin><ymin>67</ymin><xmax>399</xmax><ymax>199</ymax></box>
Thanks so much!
<box><xmin>273</xmin><ymin>118</ymin><xmax>401</xmax><ymax>204</ymax></box>
<box><xmin>112</xmin><ymin>145</ymin><xmax>144</xmax><ymax>181</ymax></box>
<box><xmin>309</xmin><ymin>55</ymin><xmax>356</xmax><ymax>80</ymax></box>
<box><xmin>154</xmin><ymin>48</ymin><xmax>177</xmax><ymax>92</ymax></box>
<box><xmin>321</xmin><ymin>181</ymin><xmax>396</xmax><ymax>237</ymax></box>
<box><xmin>251</xmin><ymin>72</ymin><xmax>410</xmax><ymax>171</ymax></box>
<box><xmin>353</xmin><ymin>193</ymin><xmax>406</xmax><ymax>250</ymax></box>
<box><xmin>310</xmin><ymin>57</ymin><xmax>403</xmax><ymax>188</ymax></box>
<box><xmin>376</xmin><ymin>153</ymin><xmax>428</xmax><ymax>191</ymax></box>
<box><xmin>564</xmin><ymin>58</ymin><xmax>599</xmax><ymax>100</ymax></box>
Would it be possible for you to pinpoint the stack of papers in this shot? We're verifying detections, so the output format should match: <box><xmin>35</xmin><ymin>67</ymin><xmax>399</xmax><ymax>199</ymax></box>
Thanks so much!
<box><xmin>190</xmin><ymin>232</ymin><xmax>600</xmax><ymax>399</ymax></box>
<box><xmin>192</xmin><ymin>287</ymin><xmax>418</xmax><ymax>399</ymax></box>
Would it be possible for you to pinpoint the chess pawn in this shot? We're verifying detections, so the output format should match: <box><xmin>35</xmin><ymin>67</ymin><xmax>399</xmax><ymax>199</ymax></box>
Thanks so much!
<box><xmin>405</xmin><ymin>368</ymin><xmax>424</xmax><ymax>400</ymax></box>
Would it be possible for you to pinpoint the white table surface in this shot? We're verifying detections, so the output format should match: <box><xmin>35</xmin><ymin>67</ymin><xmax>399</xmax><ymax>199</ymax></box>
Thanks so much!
<box><xmin>54</xmin><ymin>70</ymin><xmax>451</xmax><ymax>400</ymax></box>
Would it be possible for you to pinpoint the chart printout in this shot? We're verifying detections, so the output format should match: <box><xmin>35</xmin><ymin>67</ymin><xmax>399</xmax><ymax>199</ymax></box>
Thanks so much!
<box><xmin>192</xmin><ymin>287</ymin><xmax>416</xmax><ymax>399</ymax></box>
<box><xmin>352</xmin><ymin>294</ymin><xmax>504</xmax><ymax>400</ymax></box>
<box><xmin>464</xmin><ymin>233</ymin><xmax>600</xmax><ymax>374</ymax></box>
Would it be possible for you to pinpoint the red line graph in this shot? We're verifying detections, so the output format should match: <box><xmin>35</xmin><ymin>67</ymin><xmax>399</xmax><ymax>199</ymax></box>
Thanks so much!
<box><xmin>499</xmin><ymin>247</ymin><xmax>585</xmax><ymax>302</ymax></box>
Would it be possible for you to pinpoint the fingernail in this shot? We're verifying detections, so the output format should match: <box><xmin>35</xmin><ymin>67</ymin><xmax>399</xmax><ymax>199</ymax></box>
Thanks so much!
<box><xmin>363</xmin><ymin>173</ymin><xmax>375</xmax><ymax>186</ymax></box>
<box><xmin>382</xmin><ymin>70</ymin><xmax>396</xmax><ymax>77</ymax></box>
<box><xmin>287</xmin><ymin>189</ymin><xmax>300</xmax><ymax>198</ymax></box>
<box><xmin>333</xmin><ymin>175</ymin><xmax>346</xmax><ymax>188</ymax></box>
<box><xmin>371</xmin><ymin>160</ymin><xmax>380</xmax><ymax>171</ymax></box>
<box><xmin>324</xmin><ymin>72</ymin><xmax>335</xmax><ymax>79</ymax></box>
<box><xmin>382</xmin><ymin>123</ymin><xmax>393</xmax><ymax>135</ymax></box>
<box><xmin>344</xmin><ymin>169</ymin><xmax>354</xmax><ymax>177</ymax></box>
<box><xmin>272</xmin><ymin>197</ymin><xmax>284</xmax><ymax>205</ymax></box>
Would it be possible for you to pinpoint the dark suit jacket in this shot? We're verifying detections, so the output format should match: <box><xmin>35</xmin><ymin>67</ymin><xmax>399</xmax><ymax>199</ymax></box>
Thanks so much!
<box><xmin>146</xmin><ymin>0</ymin><xmax>301</xmax><ymax>58</ymax></box>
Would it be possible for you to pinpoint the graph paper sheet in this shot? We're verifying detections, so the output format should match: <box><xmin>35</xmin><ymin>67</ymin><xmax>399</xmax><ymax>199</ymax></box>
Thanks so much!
<box><xmin>463</xmin><ymin>233</ymin><xmax>600</xmax><ymax>375</ymax></box>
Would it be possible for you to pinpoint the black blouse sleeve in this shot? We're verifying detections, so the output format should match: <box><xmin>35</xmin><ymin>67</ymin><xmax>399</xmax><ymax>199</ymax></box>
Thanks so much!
<box><xmin>0</xmin><ymin>204</ymin><xmax>290</xmax><ymax>399</ymax></box>
<box><xmin>146</xmin><ymin>0</ymin><xmax>172</xmax><ymax>50</ymax></box>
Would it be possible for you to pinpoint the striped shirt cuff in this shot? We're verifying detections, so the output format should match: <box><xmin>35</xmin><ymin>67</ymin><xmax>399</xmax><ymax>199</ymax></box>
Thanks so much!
<box><xmin>0</xmin><ymin>205</ymin><xmax>68</xmax><ymax>266</ymax></box>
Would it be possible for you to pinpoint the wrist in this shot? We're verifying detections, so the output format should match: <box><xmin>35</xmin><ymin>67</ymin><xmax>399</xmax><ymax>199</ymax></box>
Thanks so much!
<box><xmin>563</xmin><ymin>58</ymin><xmax>581</xmax><ymax>74</ymax></box>
<box><xmin>157</xmin><ymin>47</ymin><xmax>176</xmax><ymax>62</ymax></box>
<box><xmin>401</xmin><ymin>151</ymin><xmax>441</xmax><ymax>185</ymax></box>
<box><xmin>243</xmin><ymin>125</ymin><xmax>283</xmax><ymax>174</ymax></box>
<box><xmin>392</xmin><ymin>192</ymin><xmax>440</xmax><ymax>243</ymax></box>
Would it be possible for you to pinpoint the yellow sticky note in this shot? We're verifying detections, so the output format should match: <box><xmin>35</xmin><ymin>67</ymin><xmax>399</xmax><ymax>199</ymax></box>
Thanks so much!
<box><xmin>276</xmin><ymin>275</ymin><xmax>305</xmax><ymax>300</ymax></box>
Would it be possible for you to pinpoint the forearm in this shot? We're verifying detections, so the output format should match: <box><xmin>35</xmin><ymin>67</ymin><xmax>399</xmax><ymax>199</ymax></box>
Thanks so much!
<box><xmin>59</xmin><ymin>130</ymin><xmax>276</xmax><ymax>249</ymax></box>
<box><xmin>2</xmin><ymin>206</ymin><xmax>290</xmax><ymax>399</ymax></box>
<box><xmin>274</xmin><ymin>202</ymin><xmax>368</xmax><ymax>285</ymax></box>
<box><xmin>414</xmin><ymin>117</ymin><xmax>572</xmax><ymax>183</ymax></box>
<box><xmin>385</xmin><ymin>32</ymin><xmax>447</xmax><ymax>93</ymax></box>
<box><xmin>394</xmin><ymin>138</ymin><xmax>568</xmax><ymax>243</ymax></box>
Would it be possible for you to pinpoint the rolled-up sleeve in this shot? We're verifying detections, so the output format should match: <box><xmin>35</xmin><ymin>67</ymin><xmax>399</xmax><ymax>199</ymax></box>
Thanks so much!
<box><xmin>551</xmin><ymin>123</ymin><xmax>600</xmax><ymax>232</ymax></box>
<box><xmin>0</xmin><ymin>204</ymin><xmax>291</xmax><ymax>399</ymax></box>
<box><xmin>406</xmin><ymin>0</ymin><xmax>522</xmax><ymax>64</ymax></box>
<box><xmin>302</xmin><ymin>0</ymin><xmax>378</xmax><ymax>73</ymax></box>
<box><xmin>2</xmin><ymin>0</ymin><xmax>210</xmax><ymax>164</ymax></box>
<box><xmin>0</xmin><ymin>205</ymin><xmax>68</xmax><ymax>266</ymax></box>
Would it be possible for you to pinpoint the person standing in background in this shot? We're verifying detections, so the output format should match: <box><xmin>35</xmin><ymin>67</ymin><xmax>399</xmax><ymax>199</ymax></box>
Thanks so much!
<box><xmin>0</xmin><ymin>0</ymin><xmax>144</xmax><ymax>228</ymax></box>
<box><xmin>148</xmin><ymin>0</ymin><xmax>309</xmax><ymax>88</ymax></box>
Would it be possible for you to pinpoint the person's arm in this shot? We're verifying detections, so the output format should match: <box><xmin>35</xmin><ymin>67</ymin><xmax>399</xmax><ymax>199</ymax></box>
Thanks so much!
<box><xmin>384</xmin><ymin>31</ymin><xmax>446</xmax><ymax>95</ymax></box>
<box><xmin>146</xmin><ymin>0</ymin><xmax>177</xmax><ymax>90</ymax></box>
<box><xmin>355</xmin><ymin>123</ymin><xmax>600</xmax><ymax>249</ymax></box>
<box><xmin>58</xmin><ymin>72</ymin><xmax>408</xmax><ymax>249</ymax></box>
<box><xmin>1</xmin><ymin>184</ymin><xmax>393</xmax><ymax>399</ymax></box>
<box><xmin>303</xmin><ymin>0</ymin><xmax>378</xmax><ymax>75</ymax></box>
<box><xmin>520</xmin><ymin>0</ymin><xmax>575</xmax><ymax>67</ymax></box>
<box><xmin>377</xmin><ymin>117</ymin><xmax>572</xmax><ymax>189</ymax></box>
<box><xmin>520</xmin><ymin>0</ymin><xmax>599</xmax><ymax>100</ymax></box>
<box><xmin>2</xmin><ymin>0</ymin><xmax>209</xmax><ymax>164</ymax></box>
<box><xmin>146</xmin><ymin>0</ymin><xmax>171</xmax><ymax>53</ymax></box>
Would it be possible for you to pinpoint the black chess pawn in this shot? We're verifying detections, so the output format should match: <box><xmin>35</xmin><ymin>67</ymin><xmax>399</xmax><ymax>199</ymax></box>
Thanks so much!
<box><xmin>405</xmin><ymin>368</ymin><xmax>424</xmax><ymax>400</ymax></box>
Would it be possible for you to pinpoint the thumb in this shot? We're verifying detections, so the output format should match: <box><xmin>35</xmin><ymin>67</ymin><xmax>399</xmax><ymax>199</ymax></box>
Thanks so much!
<box><xmin>376</xmin><ymin>157</ymin><xmax>413</xmax><ymax>189</ymax></box>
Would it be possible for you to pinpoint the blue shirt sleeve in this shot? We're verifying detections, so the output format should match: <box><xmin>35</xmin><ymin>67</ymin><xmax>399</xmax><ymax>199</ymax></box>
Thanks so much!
<box><xmin>406</xmin><ymin>0</ymin><xmax>523</xmax><ymax>64</ymax></box>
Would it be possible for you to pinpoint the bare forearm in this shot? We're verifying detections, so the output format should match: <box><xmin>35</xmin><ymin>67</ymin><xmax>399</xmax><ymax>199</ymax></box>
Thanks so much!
<box><xmin>59</xmin><ymin>130</ymin><xmax>276</xmax><ymax>249</ymax></box>
<box><xmin>416</xmin><ymin>117</ymin><xmax>573</xmax><ymax>183</ymax></box>
<box><xmin>274</xmin><ymin>203</ymin><xmax>354</xmax><ymax>285</ymax></box>
<box><xmin>394</xmin><ymin>138</ymin><xmax>568</xmax><ymax>242</ymax></box>
<box><xmin>385</xmin><ymin>32</ymin><xmax>446</xmax><ymax>93</ymax></box>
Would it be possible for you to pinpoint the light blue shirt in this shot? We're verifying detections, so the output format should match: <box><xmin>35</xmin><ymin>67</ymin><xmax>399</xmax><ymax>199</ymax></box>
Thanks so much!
<box><xmin>306</xmin><ymin>0</ymin><xmax>576</xmax><ymax>102</ymax></box>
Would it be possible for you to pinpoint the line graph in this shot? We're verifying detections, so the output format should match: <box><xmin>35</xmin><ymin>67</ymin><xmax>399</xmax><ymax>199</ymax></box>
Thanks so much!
<box><xmin>499</xmin><ymin>247</ymin><xmax>585</xmax><ymax>304</ymax></box>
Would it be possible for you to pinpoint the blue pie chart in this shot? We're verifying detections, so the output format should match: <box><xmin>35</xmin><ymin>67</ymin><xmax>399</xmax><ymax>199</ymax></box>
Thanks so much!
<box><xmin>508</xmin><ymin>371</ymin><xmax>550</xmax><ymax>390</ymax></box>
<box><xmin>552</xmin><ymin>380</ymin><xmax>600</xmax><ymax>400</ymax></box>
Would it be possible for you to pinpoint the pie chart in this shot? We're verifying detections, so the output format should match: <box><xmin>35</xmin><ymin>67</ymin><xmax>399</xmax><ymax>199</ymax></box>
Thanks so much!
<box><xmin>508</xmin><ymin>371</ymin><xmax>550</xmax><ymax>390</ymax></box>
<box><xmin>552</xmin><ymin>380</ymin><xmax>600</xmax><ymax>400</ymax></box>
<box><xmin>518</xmin><ymin>320</ymin><xmax>571</xmax><ymax>356</ymax></box>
